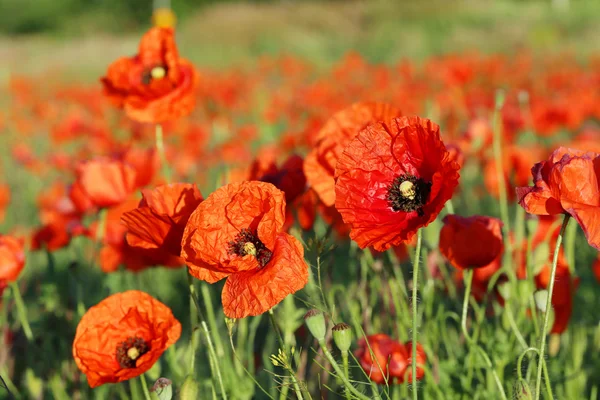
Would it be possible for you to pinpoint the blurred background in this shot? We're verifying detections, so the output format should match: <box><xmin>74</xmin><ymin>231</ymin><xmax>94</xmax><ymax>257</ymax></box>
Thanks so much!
<box><xmin>2</xmin><ymin>0</ymin><xmax>600</xmax><ymax>78</ymax></box>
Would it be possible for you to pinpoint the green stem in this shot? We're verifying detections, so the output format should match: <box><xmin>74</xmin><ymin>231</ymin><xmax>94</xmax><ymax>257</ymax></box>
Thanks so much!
<box><xmin>505</xmin><ymin>305</ymin><xmax>528</xmax><ymax>350</ymax></box>
<box><xmin>317</xmin><ymin>339</ymin><xmax>372</xmax><ymax>400</ymax></box>
<box><xmin>155</xmin><ymin>124</ymin><xmax>172</xmax><ymax>182</ymax></box>
<box><xmin>187</xmin><ymin>271</ymin><xmax>198</xmax><ymax>373</ymax></box>
<box><xmin>411</xmin><ymin>228</ymin><xmax>423</xmax><ymax>400</ymax></box>
<box><xmin>268</xmin><ymin>308</ymin><xmax>287</xmax><ymax>352</ymax></box>
<box><xmin>201</xmin><ymin>283</ymin><xmax>225</xmax><ymax>357</ymax></box>
<box><xmin>202</xmin><ymin>320</ymin><xmax>228</xmax><ymax>400</ymax></box>
<box><xmin>9</xmin><ymin>282</ymin><xmax>33</xmax><ymax>342</ymax></box>
<box><xmin>140</xmin><ymin>375</ymin><xmax>152</xmax><ymax>400</ymax></box>
<box><xmin>341</xmin><ymin>350</ymin><xmax>351</xmax><ymax>400</ymax></box>
<box><xmin>534</xmin><ymin>214</ymin><xmax>570</xmax><ymax>400</ymax></box>
<box><xmin>564</xmin><ymin>219</ymin><xmax>577</xmax><ymax>274</ymax></box>
<box><xmin>229</xmin><ymin>335</ymin><xmax>274</xmax><ymax>399</ymax></box>
<box><xmin>461</xmin><ymin>269</ymin><xmax>507</xmax><ymax>400</ymax></box>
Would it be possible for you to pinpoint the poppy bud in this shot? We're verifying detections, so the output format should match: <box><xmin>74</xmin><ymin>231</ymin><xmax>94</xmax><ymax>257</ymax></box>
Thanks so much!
<box><xmin>534</xmin><ymin>290</ymin><xmax>549</xmax><ymax>313</ymax></box>
<box><xmin>513</xmin><ymin>378</ymin><xmax>533</xmax><ymax>400</ymax></box>
<box><xmin>304</xmin><ymin>309</ymin><xmax>326</xmax><ymax>341</ymax></box>
<box><xmin>151</xmin><ymin>377</ymin><xmax>173</xmax><ymax>400</ymax></box>
<box><xmin>179</xmin><ymin>375</ymin><xmax>200</xmax><ymax>400</ymax></box>
<box><xmin>332</xmin><ymin>323</ymin><xmax>352</xmax><ymax>352</ymax></box>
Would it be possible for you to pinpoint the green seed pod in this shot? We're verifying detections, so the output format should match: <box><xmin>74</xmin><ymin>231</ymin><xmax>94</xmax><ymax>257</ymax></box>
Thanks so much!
<box><xmin>332</xmin><ymin>323</ymin><xmax>352</xmax><ymax>352</ymax></box>
<box><xmin>304</xmin><ymin>309</ymin><xmax>327</xmax><ymax>341</ymax></box>
<box><xmin>150</xmin><ymin>377</ymin><xmax>172</xmax><ymax>400</ymax></box>
<box><xmin>513</xmin><ymin>378</ymin><xmax>533</xmax><ymax>400</ymax></box>
<box><xmin>179</xmin><ymin>375</ymin><xmax>200</xmax><ymax>400</ymax></box>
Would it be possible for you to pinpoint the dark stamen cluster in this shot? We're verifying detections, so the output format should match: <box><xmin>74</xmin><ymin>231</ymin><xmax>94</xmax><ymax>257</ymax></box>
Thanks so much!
<box><xmin>116</xmin><ymin>336</ymin><xmax>150</xmax><ymax>369</ymax></box>
<box><xmin>228</xmin><ymin>228</ymin><xmax>273</xmax><ymax>267</ymax></box>
<box><xmin>387</xmin><ymin>174</ymin><xmax>432</xmax><ymax>216</ymax></box>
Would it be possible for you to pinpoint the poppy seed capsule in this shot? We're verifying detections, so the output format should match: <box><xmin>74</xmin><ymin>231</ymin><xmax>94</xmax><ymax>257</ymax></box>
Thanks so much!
<box><xmin>513</xmin><ymin>378</ymin><xmax>533</xmax><ymax>400</ymax></box>
<box><xmin>304</xmin><ymin>309</ymin><xmax>326</xmax><ymax>341</ymax></box>
<box><xmin>332</xmin><ymin>323</ymin><xmax>352</xmax><ymax>352</ymax></box>
<box><xmin>399</xmin><ymin>181</ymin><xmax>416</xmax><ymax>200</ymax></box>
<box><xmin>179</xmin><ymin>375</ymin><xmax>200</xmax><ymax>400</ymax></box>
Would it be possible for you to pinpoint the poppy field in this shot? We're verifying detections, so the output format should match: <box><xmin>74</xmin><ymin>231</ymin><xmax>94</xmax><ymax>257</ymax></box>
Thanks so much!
<box><xmin>2</xmin><ymin>2</ymin><xmax>600</xmax><ymax>399</ymax></box>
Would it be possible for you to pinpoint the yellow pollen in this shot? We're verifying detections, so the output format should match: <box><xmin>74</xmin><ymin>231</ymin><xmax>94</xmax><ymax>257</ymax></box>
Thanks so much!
<box><xmin>150</xmin><ymin>66</ymin><xmax>166</xmax><ymax>80</ymax></box>
<box><xmin>127</xmin><ymin>347</ymin><xmax>140</xmax><ymax>360</ymax></box>
<box><xmin>243</xmin><ymin>242</ymin><xmax>257</xmax><ymax>256</ymax></box>
<box><xmin>399</xmin><ymin>181</ymin><xmax>416</xmax><ymax>200</ymax></box>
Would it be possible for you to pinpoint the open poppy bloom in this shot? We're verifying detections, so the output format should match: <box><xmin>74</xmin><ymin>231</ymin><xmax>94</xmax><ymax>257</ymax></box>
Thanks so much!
<box><xmin>122</xmin><ymin>183</ymin><xmax>203</xmax><ymax>259</ymax></box>
<box><xmin>72</xmin><ymin>290</ymin><xmax>181</xmax><ymax>388</ymax></box>
<box><xmin>0</xmin><ymin>235</ymin><xmax>25</xmax><ymax>284</ymax></box>
<box><xmin>101</xmin><ymin>27</ymin><xmax>197</xmax><ymax>123</ymax></box>
<box><xmin>72</xmin><ymin>158</ymin><xmax>137</xmax><ymax>209</ymax></box>
<box><xmin>439</xmin><ymin>215</ymin><xmax>503</xmax><ymax>270</ymax></box>
<box><xmin>181</xmin><ymin>181</ymin><xmax>309</xmax><ymax>318</ymax></box>
<box><xmin>304</xmin><ymin>102</ymin><xmax>402</xmax><ymax>207</ymax></box>
<box><xmin>335</xmin><ymin>116</ymin><xmax>460</xmax><ymax>251</ymax></box>
<box><xmin>516</xmin><ymin>147</ymin><xmax>600</xmax><ymax>250</ymax></box>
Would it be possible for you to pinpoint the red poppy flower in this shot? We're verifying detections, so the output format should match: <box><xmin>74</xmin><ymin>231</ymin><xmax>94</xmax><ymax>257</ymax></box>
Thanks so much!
<box><xmin>0</xmin><ymin>184</ymin><xmax>10</xmax><ymax>224</ymax></box>
<box><xmin>101</xmin><ymin>27</ymin><xmax>198</xmax><ymax>123</ymax></box>
<box><xmin>354</xmin><ymin>334</ymin><xmax>422</xmax><ymax>384</ymax></box>
<box><xmin>0</xmin><ymin>235</ymin><xmax>25</xmax><ymax>284</ymax></box>
<box><xmin>181</xmin><ymin>181</ymin><xmax>309</xmax><ymax>319</ymax></box>
<box><xmin>73</xmin><ymin>158</ymin><xmax>137</xmax><ymax>209</ymax></box>
<box><xmin>121</xmin><ymin>183</ymin><xmax>203</xmax><ymax>259</ymax></box>
<box><xmin>404</xmin><ymin>341</ymin><xmax>427</xmax><ymax>381</ymax></box>
<box><xmin>439</xmin><ymin>215</ymin><xmax>503</xmax><ymax>270</ymax></box>
<box><xmin>335</xmin><ymin>116</ymin><xmax>460</xmax><ymax>251</ymax></box>
<box><xmin>516</xmin><ymin>147</ymin><xmax>600</xmax><ymax>250</ymax></box>
<box><xmin>536</xmin><ymin>264</ymin><xmax>578</xmax><ymax>334</ymax></box>
<box><xmin>72</xmin><ymin>290</ymin><xmax>181</xmax><ymax>388</ymax></box>
<box><xmin>304</xmin><ymin>102</ymin><xmax>402</xmax><ymax>207</ymax></box>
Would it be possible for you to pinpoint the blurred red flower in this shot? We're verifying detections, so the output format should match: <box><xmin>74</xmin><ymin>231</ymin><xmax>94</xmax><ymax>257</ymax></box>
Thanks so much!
<box><xmin>122</xmin><ymin>183</ymin><xmax>203</xmax><ymax>259</ymax></box>
<box><xmin>73</xmin><ymin>158</ymin><xmax>137</xmax><ymax>209</ymax></box>
<box><xmin>0</xmin><ymin>235</ymin><xmax>25</xmax><ymax>284</ymax></box>
<box><xmin>101</xmin><ymin>27</ymin><xmax>198</xmax><ymax>123</ymax></box>
<box><xmin>439</xmin><ymin>215</ymin><xmax>503</xmax><ymax>270</ymax></box>
<box><xmin>181</xmin><ymin>181</ymin><xmax>308</xmax><ymax>318</ymax></box>
<box><xmin>335</xmin><ymin>116</ymin><xmax>460</xmax><ymax>251</ymax></box>
<box><xmin>516</xmin><ymin>147</ymin><xmax>600</xmax><ymax>250</ymax></box>
<box><xmin>73</xmin><ymin>290</ymin><xmax>181</xmax><ymax>387</ymax></box>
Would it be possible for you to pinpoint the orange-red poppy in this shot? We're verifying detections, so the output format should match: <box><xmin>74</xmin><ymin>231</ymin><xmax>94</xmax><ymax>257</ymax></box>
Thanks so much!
<box><xmin>121</xmin><ymin>183</ymin><xmax>203</xmax><ymax>259</ymax></box>
<box><xmin>0</xmin><ymin>235</ymin><xmax>25</xmax><ymax>284</ymax></box>
<box><xmin>304</xmin><ymin>102</ymin><xmax>402</xmax><ymax>207</ymax></box>
<box><xmin>0</xmin><ymin>184</ymin><xmax>10</xmax><ymax>224</ymax></box>
<box><xmin>335</xmin><ymin>116</ymin><xmax>460</xmax><ymax>251</ymax></box>
<box><xmin>73</xmin><ymin>158</ymin><xmax>137</xmax><ymax>209</ymax></box>
<box><xmin>535</xmin><ymin>264</ymin><xmax>578</xmax><ymax>334</ymax></box>
<box><xmin>72</xmin><ymin>290</ymin><xmax>181</xmax><ymax>388</ymax></box>
<box><xmin>101</xmin><ymin>27</ymin><xmax>198</xmax><ymax>123</ymax></box>
<box><xmin>516</xmin><ymin>147</ymin><xmax>600</xmax><ymax>250</ymax></box>
<box><xmin>439</xmin><ymin>215</ymin><xmax>503</xmax><ymax>270</ymax></box>
<box><xmin>181</xmin><ymin>181</ymin><xmax>309</xmax><ymax>318</ymax></box>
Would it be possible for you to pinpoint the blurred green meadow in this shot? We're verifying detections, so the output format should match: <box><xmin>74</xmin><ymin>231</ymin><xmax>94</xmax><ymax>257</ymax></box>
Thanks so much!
<box><xmin>2</xmin><ymin>1</ymin><xmax>600</xmax><ymax>400</ymax></box>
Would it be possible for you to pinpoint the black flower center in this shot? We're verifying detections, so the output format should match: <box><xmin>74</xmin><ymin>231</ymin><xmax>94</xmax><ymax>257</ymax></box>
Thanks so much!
<box><xmin>228</xmin><ymin>228</ymin><xmax>273</xmax><ymax>267</ymax></box>
<box><xmin>141</xmin><ymin>65</ymin><xmax>168</xmax><ymax>85</ymax></box>
<box><xmin>116</xmin><ymin>336</ymin><xmax>150</xmax><ymax>369</ymax></box>
<box><xmin>387</xmin><ymin>174</ymin><xmax>432</xmax><ymax>217</ymax></box>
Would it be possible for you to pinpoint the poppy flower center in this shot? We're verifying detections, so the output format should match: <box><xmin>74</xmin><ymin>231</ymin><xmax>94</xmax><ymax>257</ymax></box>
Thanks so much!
<box><xmin>116</xmin><ymin>336</ymin><xmax>150</xmax><ymax>369</ymax></box>
<box><xmin>228</xmin><ymin>228</ymin><xmax>273</xmax><ymax>267</ymax></box>
<box><xmin>387</xmin><ymin>174</ymin><xmax>432</xmax><ymax>216</ymax></box>
<box><xmin>141</xmin><ymin>65</ymin><xmax>168</xmax><ymax>85</ymax></box>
